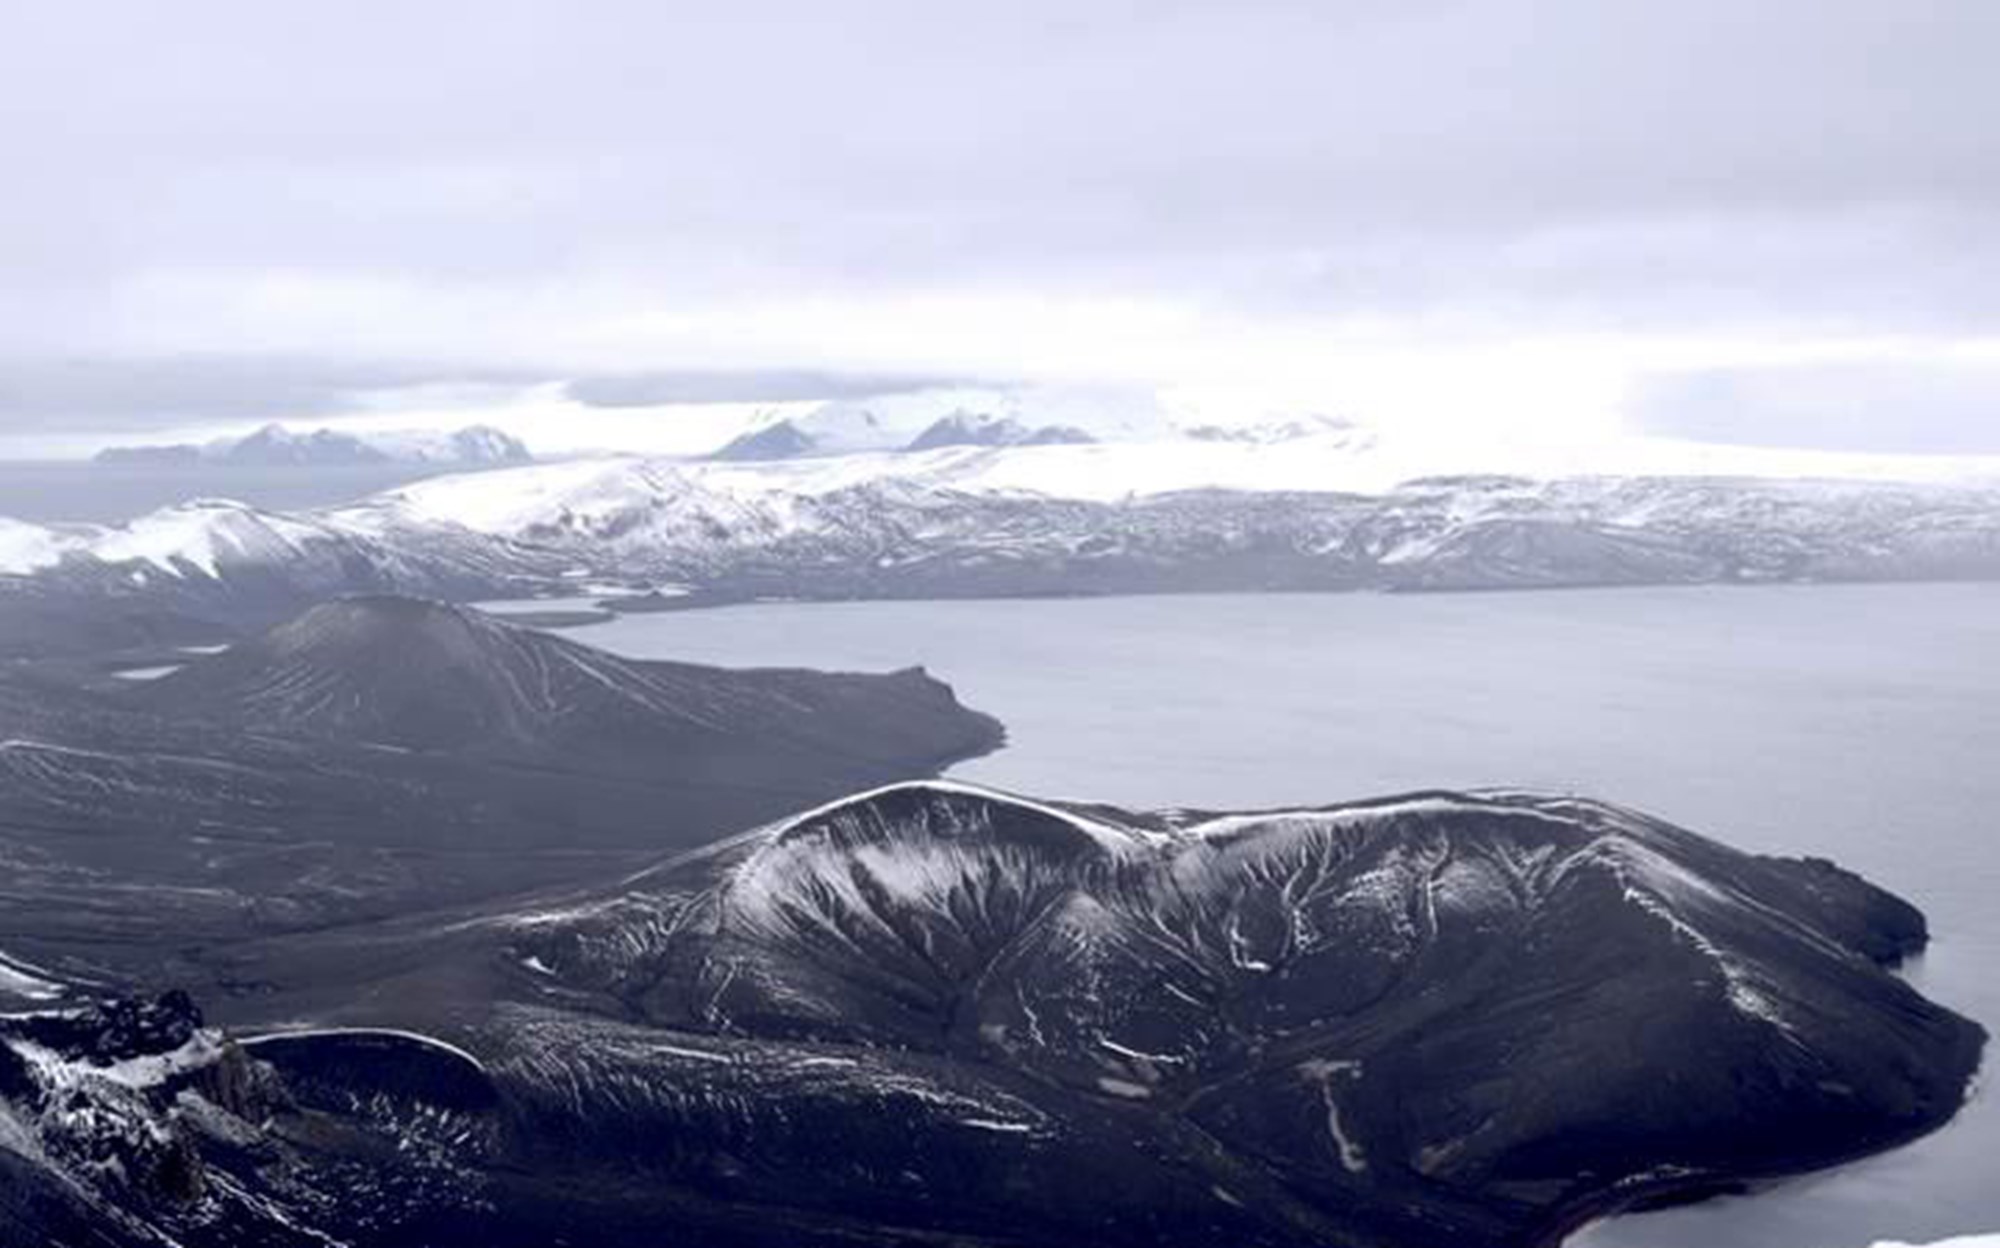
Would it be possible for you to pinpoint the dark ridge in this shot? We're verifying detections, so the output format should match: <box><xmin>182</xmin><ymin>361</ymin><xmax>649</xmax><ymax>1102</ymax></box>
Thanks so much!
<box><xmin>903</xmin><ymin>413</ymin><xmax>1096</xmax><ymax>451</ymax></box>
<box><xmin>706</xmin><ymin>419</ymin><xmax>819</xmax><ymax>461</ymax></box>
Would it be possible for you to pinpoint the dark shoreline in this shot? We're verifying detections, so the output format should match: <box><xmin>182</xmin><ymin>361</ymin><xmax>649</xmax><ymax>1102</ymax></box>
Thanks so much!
<box><xmin>1534</xmin><ymin>965</ymin><xmax>1989</xmax><ymax>1247</ymax></box>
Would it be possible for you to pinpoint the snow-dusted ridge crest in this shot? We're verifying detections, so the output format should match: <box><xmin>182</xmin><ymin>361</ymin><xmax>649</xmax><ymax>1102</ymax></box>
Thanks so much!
<box><xmin>722</xmin><ymin>781</ymin><xmax>1611</xmax><ymax>928</ymax></box>
<box><xmin>756</xmin><ymin>777</ymin><xmax>1152</xmax><ymax>851</ymax></box>
<box><xmin>719</xmin><ymin>780</ymin><xmax>1809</xmax><ymax>960</ymax></box>
<box><xmin>509</xmin><ymin>781</ymin><xmax>1605</xmax><ymax>936</ymax></box>
<box><xmin>747</xmin><ymin>776</ymin><xmax>1603</xmax><ymax>855</ymax></box>
<box><xmin>661</xmin><ymin>778</ymin><xmax>1926</xmax><ymax>1040</ymax></box>
<box><xmin>239</xmin><ymin>1026</ymin><xmax>489</xmax><ymax>1075</ymax></box>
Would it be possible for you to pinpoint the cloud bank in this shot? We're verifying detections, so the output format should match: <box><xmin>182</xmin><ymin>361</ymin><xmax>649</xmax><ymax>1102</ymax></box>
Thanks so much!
<box><xmin>2</xmin><ymin>1</ymin><xmax>1996</xmax><ymax>451</ymax></box>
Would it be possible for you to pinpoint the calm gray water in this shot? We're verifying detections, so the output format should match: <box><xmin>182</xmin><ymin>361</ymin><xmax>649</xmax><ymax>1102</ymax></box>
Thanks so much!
<box><xmin>0</xmin><ymin>461</ymin><xmax>449</xmax><ymax>523</ymax></box>
<box><xmin>525</xmin><ymin>584</ymin><xmax>2000</xmax><ymax>1248</ymax></box>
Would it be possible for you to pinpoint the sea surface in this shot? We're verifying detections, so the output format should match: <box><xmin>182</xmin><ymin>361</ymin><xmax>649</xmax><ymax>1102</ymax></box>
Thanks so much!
<box><xmin>0</xmin><ymin>461</ymin><xmax>451</xmax><ymax>523</ymax></box>
<box><xmin>492</xmin><ymin>583</ymin><xmax>2000</xmax><ymax>1248</ymax></box>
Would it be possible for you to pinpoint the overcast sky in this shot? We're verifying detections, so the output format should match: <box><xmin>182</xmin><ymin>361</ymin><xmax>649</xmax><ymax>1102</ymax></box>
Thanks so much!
<box><xmin>3</xmin><ymin>0</ymin><xmax>1998</xmax><ymax>455</ymax></box>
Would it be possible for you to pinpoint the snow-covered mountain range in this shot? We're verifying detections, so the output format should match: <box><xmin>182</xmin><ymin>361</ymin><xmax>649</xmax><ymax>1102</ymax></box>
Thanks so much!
<box><xmin>703</xmin><ymin>385</ymin><xmax>1178</xmax><ymax>460</ymax></box>
<box><xmin>6</xmin><ymin>398</ymin><xmax>2000</xmax><ymax>659</ymax></box>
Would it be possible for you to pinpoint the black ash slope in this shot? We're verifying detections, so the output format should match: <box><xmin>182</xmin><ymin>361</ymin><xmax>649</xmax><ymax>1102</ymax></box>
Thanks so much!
<box><xmin>0</xmin><ymin>597</ymin><xmax>1000</xmax><ymax>972</ymax></box>
<box><xmin>133</xmin><ymin>595</ymin><xmax>1000</xmax><ymax>777</ymax></box>
<box><xmin>7</xmin><ymin>783</ymin><xmax>1974</xmax><ymax>1248</ymax></box>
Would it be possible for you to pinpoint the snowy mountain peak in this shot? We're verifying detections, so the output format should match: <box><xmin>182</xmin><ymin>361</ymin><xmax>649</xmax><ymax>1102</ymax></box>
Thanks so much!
<box><xmin>698</xmin><ymin>385</ymin><xmax>1176</xmax><ymax>461</ymax></box>
<box><xmin>0</xmin><ymin>516</ymin><xmax>66</xmax><ymax>575</ymax></box>
<box><xmin>904</xmin><ymin>411</ymin><xmax>1095</xmax><ymax>451</ymax></box>
<box><xmin>85</xmin><ymin>498</ymin><xmax>326</xmax><ymax>579</ymax></box>
<box><xmin>367</xmin><ymin>423</ymin><xmax>534</xmax><ymax>465</ymax></box>
<box><xmin>236</xmin><ymin>423</ymin><xmax>378</xmax><ymax>463</ymax></box>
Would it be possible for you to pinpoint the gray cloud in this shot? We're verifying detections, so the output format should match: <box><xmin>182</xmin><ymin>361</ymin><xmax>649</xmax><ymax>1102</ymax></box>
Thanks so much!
<box><xmin>564</xmin><ymin>370</ymin><xmax>975</xmax><ymax>408</ymax></box>
<box><xmin>1635</xmin><ymin>362</ymin><xmax>2000</xmax><ymax>454</ymax></box>
<box><xmin>0</xmin><ymin>357</ymin><xmax>543</xmax><ymax>429</ymax></box>
<box><xmin>1</xmin><ymin>1</ymin><xmax>1997</xmax><ymax>441</ymax></box>
<box><xmin>0</xmin><ymin>356</ymin><xmax>977</xmax><ymax>432</ymax></box>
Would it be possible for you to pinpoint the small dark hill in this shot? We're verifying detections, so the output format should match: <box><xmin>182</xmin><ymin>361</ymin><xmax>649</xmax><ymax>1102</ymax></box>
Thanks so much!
<box><xmin>706</xmin><ymin>419</ymin><xmax>818</xmax><ymax>461</ymax></box>
<box><xmin>135</xmin><ymin>595</ymin><xmax>1002</xmax><ymax>778</ymax></box>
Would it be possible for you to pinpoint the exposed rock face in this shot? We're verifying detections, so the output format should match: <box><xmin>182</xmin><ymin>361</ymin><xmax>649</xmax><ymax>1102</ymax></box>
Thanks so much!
<box><xmin>6</xmin><ymin>783</ymin><xmax>1969</xmax><ymax>1248</ymax></box>
<box><xmin>0</xmin><ymin>994</ymin><xmax>251</xmax><ymax>1215</ymax></box>
<box><xmin>0</xmin><ymin>996</ymin><xmax>494</xmax><ymax>1245</ymax></box>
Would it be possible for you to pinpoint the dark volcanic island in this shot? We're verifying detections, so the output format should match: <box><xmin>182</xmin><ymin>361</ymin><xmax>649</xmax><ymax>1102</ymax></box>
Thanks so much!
<box><xmin>0</xmin><ymin>601</ymin><xmax>1984</xmax><ymax>1248</ymax></box>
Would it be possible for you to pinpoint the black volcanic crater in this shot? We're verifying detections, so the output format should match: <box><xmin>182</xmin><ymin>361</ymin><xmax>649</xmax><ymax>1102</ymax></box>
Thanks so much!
<box><xmin>25</xmin><ymin>782</ymin><xmax>1968</xmax><ymax>1248</ymax></box>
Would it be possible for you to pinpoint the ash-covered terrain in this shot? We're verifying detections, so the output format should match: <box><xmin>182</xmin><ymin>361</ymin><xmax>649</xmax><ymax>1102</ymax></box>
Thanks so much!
<box><xmin>0</xmin><ymin>782</ymin><xmax>1982</xmax><ymax>1248</ymax></box>
<box><xmin>0</xmin><ymin>595</ymin><xmax>1000</xmax><ymax>973</ymax></box>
